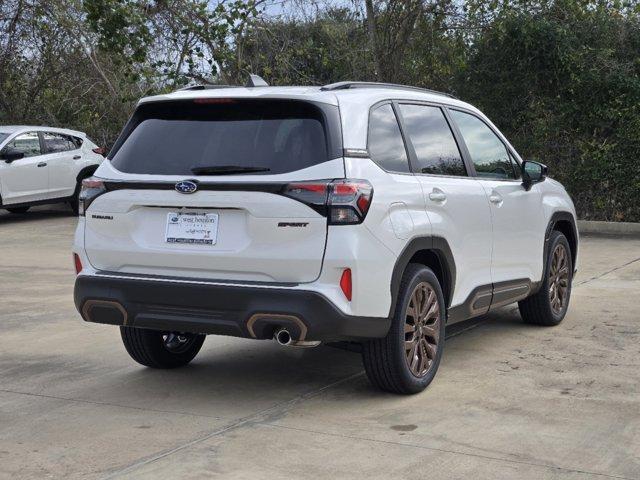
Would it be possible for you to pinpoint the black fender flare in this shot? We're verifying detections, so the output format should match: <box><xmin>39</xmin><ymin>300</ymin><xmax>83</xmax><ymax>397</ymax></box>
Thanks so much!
<box><xmin>73</xmin><ymin>165</ymin><xmax>100</xmax><ymax>197</ymax></box>
<box><xmin>543</xmin><ymin>211</ymin><xmax>578</xmax><ymax>277</ymax></box>
<box><xmin>528</xmin><ymin>211</ymin><xmax>579</xmax><ymax>296</ymax></box>
<box><xmin>76</xmin><ymin>165</ymin><xmax>99</xmax><ymax>184</ymax></box>
<box><xmin>388</xmin><ymin>236</ymin><xmax>456</xmax><ymax>318</ymax></box>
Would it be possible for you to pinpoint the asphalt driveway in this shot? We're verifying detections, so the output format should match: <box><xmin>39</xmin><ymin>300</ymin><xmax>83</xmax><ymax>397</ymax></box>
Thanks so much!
<box><xmin>1</xmin><ymin>205</ymin><xmax>639</xmax><ymax>479</ymax></box>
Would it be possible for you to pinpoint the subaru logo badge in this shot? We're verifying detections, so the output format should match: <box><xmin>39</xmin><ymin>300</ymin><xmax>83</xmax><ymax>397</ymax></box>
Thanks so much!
<box><xmin>175</xmin><ymin>180</ymin><xmax>198</xmax><ymax>194</ymax></box>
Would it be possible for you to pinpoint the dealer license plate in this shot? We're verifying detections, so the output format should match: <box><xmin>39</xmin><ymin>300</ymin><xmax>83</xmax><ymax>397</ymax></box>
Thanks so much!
<box><xmin>165</xmin><ymin>212</ymin><xmax>219</xmax><ymax>245</ymax></box>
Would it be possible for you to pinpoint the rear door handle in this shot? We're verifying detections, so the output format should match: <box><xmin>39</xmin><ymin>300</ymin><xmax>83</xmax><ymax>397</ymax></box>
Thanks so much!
<box><xmin>489</xmin><ymin>192</ymin><xmax>503</xmax><ymax>204</ymax></box>
<box><xmin>428</xmin><ymin>189</ymin><xmax>447</xmax><ymax>202</ymax></box>
<box><xmin>37</xmin><ymin>162</ymin><xmax>47</xmax><ymax>167</ymax></box>
<box><xmin>73</xmin><ymin>155</ymin><xmax>81</xmax><ymax>160</ymax></box>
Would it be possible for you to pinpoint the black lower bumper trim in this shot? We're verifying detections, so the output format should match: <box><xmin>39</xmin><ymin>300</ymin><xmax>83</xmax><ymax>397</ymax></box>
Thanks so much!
<box><xmin>74</xmin><ymin>275</ymin><xmax>390</xmax><ymax>342</ymax></box>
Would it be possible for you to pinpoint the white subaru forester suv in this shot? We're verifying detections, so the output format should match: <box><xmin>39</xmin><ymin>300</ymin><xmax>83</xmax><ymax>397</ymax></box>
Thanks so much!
<box><xmin>73</xmin><ymin>79</ymin><xmax>578</xmax><ymax>394</ymax></box>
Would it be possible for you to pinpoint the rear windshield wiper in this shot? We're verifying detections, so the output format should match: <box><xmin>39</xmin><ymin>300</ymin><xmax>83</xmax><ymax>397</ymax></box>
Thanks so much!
<box><xmin>190</xmin><ymin>165</ymin><xmax>271</xmax><ymax>175</ymax></box>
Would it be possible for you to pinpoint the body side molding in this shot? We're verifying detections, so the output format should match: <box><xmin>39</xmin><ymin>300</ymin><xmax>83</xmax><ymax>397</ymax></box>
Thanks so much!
<box><xmin>448</xmin><ymin>278</ymin><xmax>534</xmax><ymax>323</ymax></box>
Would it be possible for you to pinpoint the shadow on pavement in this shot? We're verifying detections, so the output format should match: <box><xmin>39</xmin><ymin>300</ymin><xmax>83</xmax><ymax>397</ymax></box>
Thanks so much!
<box><xmin>79</xmin><ymin>310</ymin><xmax>531</xmax><ymax>406</ymax></box>
<box><xmin>0</xmin><ymin>203</ymin><xmax>74</xmax><ymax>224</ymax></box>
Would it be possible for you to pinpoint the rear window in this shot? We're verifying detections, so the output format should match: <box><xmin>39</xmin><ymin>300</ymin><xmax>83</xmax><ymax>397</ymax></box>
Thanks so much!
<box><xmin>109</xmin><ymin>99</ymin><xmax>342</xmax><ymax>175</ymax></box>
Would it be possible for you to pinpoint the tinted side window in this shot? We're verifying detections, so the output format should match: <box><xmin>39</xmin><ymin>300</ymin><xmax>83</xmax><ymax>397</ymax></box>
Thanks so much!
<box><xmin>398</xmin><ymin>104</ymin><xmax>466</xmax><ymax>176</ymax></box>
<box><xmin>3</xmin><ymin>132</ymin><xmax>41</xmax><ymax>158</ymax></box>
<box><xmin>71</xmin><ymin>136</ymin><xmax>84</xmax><ymax>149</ymax></box>
<box><xmin>43</xmin><ymin>132</ymin><xmax>77</xmax><ymax>153</ymax></box>
<box><xmin>368</xmin><ymin>103</ymin><xmax>410</xmax><ymax>173</ymax></box>
<box><xmin>450</xmin><ymin>110</ymin><xmax>516</xmax><ymax>180</ymax></box>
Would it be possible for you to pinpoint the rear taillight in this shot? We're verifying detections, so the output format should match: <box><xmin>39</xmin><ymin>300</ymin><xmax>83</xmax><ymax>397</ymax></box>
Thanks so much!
<box><xmin>79</xmin><ymin>177</ymin><xmax>106</xmax><ymax>216</ymax></box>
<box><xmin>282</xmin><ymin>181</ymin><xmax>330</xmax><ymax>215</ymax></box>
<box><xmin>92</xmin><ymin>147</ymin><xmax>107</xmax><ymax>156</ymax></box>
<box><xmin>328</xmin><ymin>180</ymin><xmax>373</xmax><ymax>225</ymax></box>
<box><xmin>73</xmin><ymin>253</ymin><xmax>83</xmax><ymax>274</ymax></box>
<box><xmin>281</xmin><ymin>179</ymin><xmax>373</xmax><ymax>224</ymax></box>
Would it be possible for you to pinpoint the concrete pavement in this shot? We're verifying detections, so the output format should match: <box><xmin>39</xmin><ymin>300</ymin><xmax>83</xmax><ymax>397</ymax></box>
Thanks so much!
<box><xmin>1</xmin><ymin>205</ymin><xmax>639</xmax><ymax>479</ymax></box>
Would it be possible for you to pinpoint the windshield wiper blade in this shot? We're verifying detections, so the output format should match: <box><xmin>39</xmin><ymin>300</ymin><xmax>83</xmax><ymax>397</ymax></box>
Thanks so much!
<box><xmin>190</xmin><ymin>165</ymin><xmax>271</xmax><ymax>175</ymax></box>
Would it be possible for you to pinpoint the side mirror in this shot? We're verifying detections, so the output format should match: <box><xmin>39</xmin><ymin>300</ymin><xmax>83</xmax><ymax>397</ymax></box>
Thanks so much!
<box><xmin>522</xmin><ymin>160</ymin><xmax>548</xmax><ymax>191</ymax></box>
<box><xmin>1</xmin><ymin>148</ymin><xmax>25</xmax><ymax>163</ymax></box>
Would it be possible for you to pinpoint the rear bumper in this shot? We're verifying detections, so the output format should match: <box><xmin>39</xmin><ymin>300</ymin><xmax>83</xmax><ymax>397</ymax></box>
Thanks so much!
<box><xmin>73</xmin><ymin>274</ymin><xmax>390</xmax><ymax>342</ymax></box>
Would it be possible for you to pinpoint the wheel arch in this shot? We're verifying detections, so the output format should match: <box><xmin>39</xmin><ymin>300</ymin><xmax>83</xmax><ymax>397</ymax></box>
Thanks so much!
<box><xmin>389</xmin><ymin>236</ymin><xmax>456</xmax><ymax>317</ymax></box>
<box><xmin>76</xmin><ymin>165</ymin><xmax>99</xmax><ymax>183</ymax></box>
<box><xmin>545</xmin><ymin>211</ymin><xmax>578</xmax><ymax>277</ymax></box>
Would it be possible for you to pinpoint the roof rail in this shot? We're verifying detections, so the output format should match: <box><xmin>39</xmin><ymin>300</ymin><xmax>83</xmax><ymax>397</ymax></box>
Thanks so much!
<box><xmin>177</xmin><ymin>84</ymin><xmax>240</xmax><ymax>91</ymax></box>
<box><xmin>320</xmin><ymin>81</ymin><xmax>456</xmax><ymax>99</ymax></box>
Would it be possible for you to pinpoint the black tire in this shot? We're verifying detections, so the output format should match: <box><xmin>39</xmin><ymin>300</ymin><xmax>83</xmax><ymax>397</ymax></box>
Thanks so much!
<box><xmin>120</xmin><ymin>326</ymin><xmax>205</xmax><ymax>369</ymax></box>
<box><xmin>362</xmin><ymin>263</ymin><xmax>446</xmax><ymax>394</ymax></box>
<box><xmin>519</xmin><ymin>231</ymin><xmax>573</xmax><ymax>326</ymax></box>
<box><xmin>6</xmin><ymin>206</ymin><xmax>30</xmax><ymax>214</ymax></box>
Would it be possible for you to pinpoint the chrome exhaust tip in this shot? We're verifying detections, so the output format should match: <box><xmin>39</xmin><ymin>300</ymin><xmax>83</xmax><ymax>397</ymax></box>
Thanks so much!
<box><xmin>274</xmin><ymin>328</ymin><xmax>321</xmax><ymax>348</ymax></box>
<box><xmin>275</xmin><ymin>328</ymin><xmax>293</xmax><ymax>346</ymax></box>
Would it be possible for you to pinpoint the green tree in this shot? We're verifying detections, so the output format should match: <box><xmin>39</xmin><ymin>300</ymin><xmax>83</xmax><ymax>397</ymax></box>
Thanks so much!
<box><xmin>458</xmin><ymin>0</ymin><xmax>640</xmax><ymax>221</ymax></box>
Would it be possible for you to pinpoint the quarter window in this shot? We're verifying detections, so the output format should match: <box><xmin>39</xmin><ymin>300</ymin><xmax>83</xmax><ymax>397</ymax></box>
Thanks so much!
<box><xmin>368</xmin><ymin>103</ymin><xmax>410</xmax><ymax>173</ymax></box>
<box><xmin>43</xmin><ymin>132</ymin><xmax>78</xmax><ymax>153</ymax></box>
<box><xmin>449</xmin><ymin>110</ymin><xmax>517</xmax><ymax>180</ymax></box>
<box><xmin>3</xmin><ymin>132</ymin><xmax>41</xmax><ymax>158</ymax></box>
<box><xmin>397</xmin><ymin>104</ymin><xmax>466</xmax><ymax>176</ymax></box>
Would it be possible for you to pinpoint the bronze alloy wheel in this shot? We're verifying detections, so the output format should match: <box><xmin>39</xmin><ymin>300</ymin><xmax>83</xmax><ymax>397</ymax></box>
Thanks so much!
<box><xmin>404</xmin><ymin>282</ymin><xmax>441</xmax><ymax>378</ymax></box>
<box><xmin>548</xmin><ymin>243</ymin><xmax>570</xmax><ymax>315</ymax></box>
<box><xmin>362</xmin><ymin>264</ymin><xmax>445</xmax><ymax>394</ymax></box>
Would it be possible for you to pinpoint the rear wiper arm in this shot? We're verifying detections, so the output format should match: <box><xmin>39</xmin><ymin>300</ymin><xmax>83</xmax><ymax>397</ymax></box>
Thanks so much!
<box><xmin>191</xmin><ymin>165</ymin><xmax>271</xmax><ymax>175</ymax></box>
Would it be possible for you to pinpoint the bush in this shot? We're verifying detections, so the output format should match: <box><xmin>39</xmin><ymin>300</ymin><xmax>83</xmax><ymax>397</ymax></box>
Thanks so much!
<box><xmin>457</xmin><ymin>2</ymin><xmax>640</xmax><ymax>221</ymax></box>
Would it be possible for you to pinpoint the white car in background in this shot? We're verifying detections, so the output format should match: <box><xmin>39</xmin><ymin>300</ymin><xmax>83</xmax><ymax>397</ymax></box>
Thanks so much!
<box><xmin>0</xmin><ymin>126</ymin><xmax>105</xmax><ymax>214</ymax></box>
